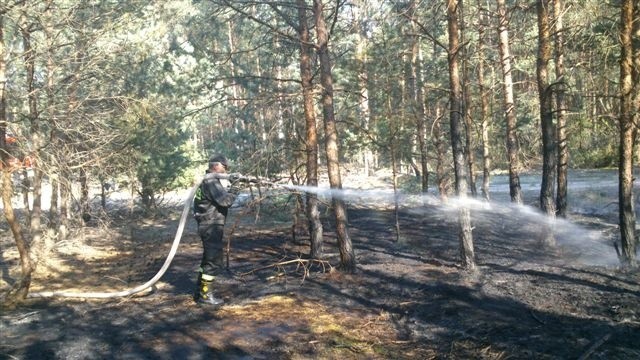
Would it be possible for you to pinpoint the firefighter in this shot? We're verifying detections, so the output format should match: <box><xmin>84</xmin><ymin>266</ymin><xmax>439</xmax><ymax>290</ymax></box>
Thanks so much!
<box><xmin>192</xmin><ymin>154</ymin><xmax>239</xmax><ymax>306</ymax></box>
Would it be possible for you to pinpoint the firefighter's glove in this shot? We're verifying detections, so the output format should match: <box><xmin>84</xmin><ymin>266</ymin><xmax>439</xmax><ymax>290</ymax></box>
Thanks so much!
<box><xmin>228</xmin><ymin>173</ymin><xmax>244</xmax><ymax>182</ymax></box>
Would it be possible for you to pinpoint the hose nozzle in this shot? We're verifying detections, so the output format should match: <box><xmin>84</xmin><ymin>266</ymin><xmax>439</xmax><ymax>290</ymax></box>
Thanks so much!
<box><xmin>228</xmin><ymin>173</ymin><xmax>257</xmax><ymax>183</ymax></box>
<box><xmin>202</xmin><ymin>172</ymin><xmax>280</xmax><ymax>187</ymax></box>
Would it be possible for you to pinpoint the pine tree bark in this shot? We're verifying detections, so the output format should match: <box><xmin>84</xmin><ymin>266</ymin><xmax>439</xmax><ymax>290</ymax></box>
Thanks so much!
<box><xmin>21</xmin><ymin>19</ymin><xmax>46</xmax><ymax>256</ymax></box>
<box><xmin>633</xmin><ymin>0</ymin><xmax>640</xmax><ymax>165</ymax></box>
<box><xmin>0</xmin><ymin>15</ymin><xmax>32</xmax><ymax>306</ymax></box>
<box><xmin>45</xmin><ymin>0</ymin><xmax>58</xmax><ymax>232</ymax></box>
<box><xmin>497</xmin><ymin>0</ymin><xmax>523</xmax><ymax>204</ymax></box>
<box><xmin>447</xmin><ymin>0</ymin><xmax>476</xmax><ymax>271</ymax></box>
<box><xmin>409</xmin><ymin>0</ymin><xmax>429</xmax><ymax>192</ymax></box>
<box><xmin>460</xmin><ymin>0</ymin><xmax>477</xmax><ymax>197</ymax></box>
<box><xmin>434</xmin><ymin>106</ymin><xmax>450</xmax><ymax>201</ymax></box>
<box><xmin>553</xmin><ymin>0</ymin><xmax>568</xmax><ymax>218</ymax></box>
<box><xmin>391</xmin><ymin>137</ymin><xmax>401</xmax><ymax>243</ymax></box>
<box><xmin>477</xmin><ymin>0</ymin><xmax>491</xmax><ymax>201</ymax></box>
<box><xmin>537</xmin><ymin>0</ymin><xmax>556</xmax><ymax>247</ymax></box>
<box><xmin>80</xmin><ymin>168</ymin><xmax>90</xmax><ymax>221</ymax></box>
<box><xmin>617</xmin><ymin>0</ymin><xmax>637</xmax><ymax>266</ymax></box>
<box><xmin>313</xmin><ymin>0</ymin><xmax>356</xmax><ymax>272</ymax></box>
<box><xmin>354</xmin><ymin>0</ymin><xmax>374</xmax><ymax>176</ymax></box>
<box><xmin>634</xmin><ymin>0</ymin><xmax>639</xmax><ymax>196</ymax></box>
<box><xmin>297</xmin><ymin>0</ymin><xmax>324</xmax><ymax>259</ymax></box>
<box><xmin>59</xmin><ymin>173</ymin><xmax>69</xmax><ymax>241</ymax></box>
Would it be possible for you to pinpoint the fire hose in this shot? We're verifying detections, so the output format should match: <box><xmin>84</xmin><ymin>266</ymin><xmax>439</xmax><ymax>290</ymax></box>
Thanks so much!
<box><xmin>27</xmin><ymin>172</ymin><xmax>269</xmax><ymax>299</ymax></box>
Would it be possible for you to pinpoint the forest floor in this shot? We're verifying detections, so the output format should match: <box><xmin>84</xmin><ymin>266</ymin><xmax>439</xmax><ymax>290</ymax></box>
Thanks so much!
<box><xmin>1</xmin><ymin>170</ymin><xmax>639</xmax><ymax>359</ymax></box>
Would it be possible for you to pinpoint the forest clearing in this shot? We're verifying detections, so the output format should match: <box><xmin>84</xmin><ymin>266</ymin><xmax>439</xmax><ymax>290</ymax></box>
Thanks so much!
<box><xmin>1</xmin><ymin>0</ymin><xmax>640</xmax><ymax>358</ymax></box>
<box><xmin>1</xmin><ymin>170</ymin><xmax>639</xmax><ymax>359</ymax></box>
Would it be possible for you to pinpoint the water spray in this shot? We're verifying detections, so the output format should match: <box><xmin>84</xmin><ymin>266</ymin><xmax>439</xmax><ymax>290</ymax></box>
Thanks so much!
<box><xmin>25</xmin><ymin>172</ymin><xmax>621</xmax><ymax>299</ymax></box>
<box><xmin>271</xmin><ymin>183</ymin><xmax>621</xmax><ymax>267</ymax></box>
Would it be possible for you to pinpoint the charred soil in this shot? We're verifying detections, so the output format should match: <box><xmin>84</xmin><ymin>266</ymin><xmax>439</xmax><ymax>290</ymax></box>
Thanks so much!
<box><xmin>1</xmin><ymin>183</ymin><xmax>639</xmax><ymax>360</ymax></box>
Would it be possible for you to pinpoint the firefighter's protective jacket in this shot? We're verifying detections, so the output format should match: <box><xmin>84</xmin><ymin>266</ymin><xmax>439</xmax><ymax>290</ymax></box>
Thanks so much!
<box><xmin>193</xmin><ymin>173</ymin><xmax>236</xmax><ymax>225</ymax></box>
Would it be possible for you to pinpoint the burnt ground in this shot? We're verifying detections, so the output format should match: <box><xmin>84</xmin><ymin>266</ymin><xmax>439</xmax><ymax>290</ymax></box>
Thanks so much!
<box><xmin>1</xmin><ymin>185</ymin><xmax>640</xmax><ymax>360</ymax></box>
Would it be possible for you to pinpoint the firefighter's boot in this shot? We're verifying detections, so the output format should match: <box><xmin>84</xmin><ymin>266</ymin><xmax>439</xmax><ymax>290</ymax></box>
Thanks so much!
<box><xmin>196</xmin><ymin>274</ymin><xmax>224</xmax><ymax>306</ymax></box>
<box><xmin>193</xmin><ymin>272</ymin><xmax>202</xmax><ymax>302</ymax></box>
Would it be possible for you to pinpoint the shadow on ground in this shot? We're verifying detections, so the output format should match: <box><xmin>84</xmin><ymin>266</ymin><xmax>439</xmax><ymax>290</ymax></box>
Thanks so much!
<box><xmin>1</xmin><ymin>200</ymin><xmax>639</xmax><ymax>359</ymax></box>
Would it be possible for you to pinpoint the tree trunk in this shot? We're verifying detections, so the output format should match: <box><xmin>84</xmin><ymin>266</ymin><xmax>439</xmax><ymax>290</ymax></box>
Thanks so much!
<box><xmin>447</xmin><ymin>0</ymin><xmax>476</xmax><ymax>271</ymax></box>
<box><xmin>0</xmin><ymin>15</ymin><xmax>32</xmax><ymax>306</ymax></box>
<box><xmin>49</xmin><ymin>173</ymin><xmax>60</xmax><ymax>231</ymax></box>
<box><xmin>80</xmin><ymin>168</ymin><xmax>90</xmax><ymax>221</ymax></box>
<box><xmin>477</xmin><ymin>0</ymin><xmax>491</xmax><ymax>201</ymax></box>
<box><xmin>460</xmin><ymin>0</ymin><xmax>477</xmax><ymax>197</ymax></box>
<box><xmin>409</xmin><ymin>0</ymin><xmax>429</xmax><ymax>192</ymax></box>
<box><xmin>45</xmin><ymin>0</ymin><xmax>59</xmax><ymax>232</ymax></box>
<box><xmin>313</xmin><ymin>0</ymin><xmax>356</xmax><ymax>272</ymax></box>
<box><xmin>297</xmin><ymin>0</ymin><xmax>324</xmax><ymax>259</ymax></box>
<box><xmin>497</xmin><ymin>0</ymin><xmax>523</xmax><ymax>204</ymax></box>
<box><xmin>537</xmin><ymin>0</ymin><xmax>556</xmax><ymax>247</ymax></box>
<box><xmin>617</xmin><ymin>0</ymin><xmax>637</xmax><ymax>267</ymax></box>
<box><xmin>21</xmin><ymin>19</ymin><xmax>46</xmax><ymax>258</ymax></box>
<box><xmin>354</xmin><ymin>0</ymin><xmax>374</xmax><ymax>177</ymax></box>
<box><xmin>1</xmin><ymin>169</ymin><xmax>33</xmax><ymax>306</ymax></box>
<box><xmin>59</xmin><ymin>172</ymin><xmax>70</xmax><ymax>241</ymax></box>
<box><xmin>391</xmin><ymin>140</ymin><xmax>401</xmax><ymax>243</ymax></box>
<box><xmin>633</xmin><ymin>0</ymin><xmax>639</xmax><ymax>200</ymax></box>
<box><xmin>58</xmin><ymin>36</ymin><xmax>83</xmax><ymax>240</ymax></box>
<box><xmin>434</xmin><ymin>106</ymin><xmax>450</xmax><ymax>201</ymax></box>
<box><xmin>21</xmin><ymin>169</ymin><xmax>30</xmax><ymax>218</ymax></box>
<box><xmin>289</xmin><ymin>160</ymin><xmax>307</xmax><ymax>243</ymax></box>
<box><xmin>633</xmin><ymin>0</ymin><xmax>640</xmax><ymax>164</ymax></box>
<box><xmin>49</xmin><ymin>174</ymin><xmax>59</xmax><ymax>230</ymax></box>
<box><xmin>553</xmin><ymin>0</ymin><xmax>568</xmax><ymax>218</ymax></box>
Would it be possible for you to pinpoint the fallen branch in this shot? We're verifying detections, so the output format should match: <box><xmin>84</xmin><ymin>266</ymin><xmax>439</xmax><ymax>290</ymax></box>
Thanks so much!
<box><xmin>240</xmin><ymin>258</ymin><xmax>333</xmax><ymax>282</ymax></box>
